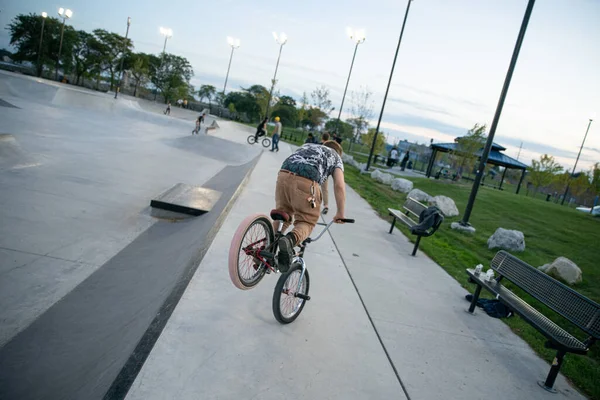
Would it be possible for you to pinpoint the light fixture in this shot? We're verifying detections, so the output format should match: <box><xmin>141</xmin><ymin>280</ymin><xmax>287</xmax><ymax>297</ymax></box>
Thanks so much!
<box><xmin>346</xmin><ymin>27</ymin><xmax>366</xmax><ymax>43</ymax></box>
<box><xmin>272</xmin><ymin>32</ymin><xmax>288</xmax><ymax>45</ymax></box>
<box><xmin>159</xmin><ymin>27</ymin><xmax>173</xmax><ymax>38</ymax></box>
<box><xmin>227</xmin><ymin>36</ymin><xmax>240</xmax><ymax>48</ymax></box>
<box><xmin>41</xmin><ymin>12</ymin><xmax>48</xmax><ymax>18</ymax></box>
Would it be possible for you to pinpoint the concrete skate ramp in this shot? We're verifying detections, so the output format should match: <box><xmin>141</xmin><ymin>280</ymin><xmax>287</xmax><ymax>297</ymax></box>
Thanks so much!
<box><xmin>0</xmin><ymin>71</ymin><xmax>151</xmax><ymax>118</ymax></box>
<box><xmin>0</xmin><ymin>134</ymin><xmax>42</xmax><ymax>171</ymax></box>
<box><xmin>163</xmin><ymin>135</ymin><xmax>258</xmax><ymax>165</ymax></box>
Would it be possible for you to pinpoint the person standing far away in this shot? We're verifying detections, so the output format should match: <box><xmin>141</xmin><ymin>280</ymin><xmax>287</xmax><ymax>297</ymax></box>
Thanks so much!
<box><xmin>274</xmin><ymin>140</ymin><xmax>347</xmax><ymax>272</ymax></box>
<box><xmin>400</xmin><ymin>150</ymin><xmax>410</xmax><ymax>171</ymax></box>
<box><xmin>271</xmin><ymin>116</ymin><xmax>282</xmax><ymax>152</ymax></box>
<box><xmin>183</xmin><ymin>98</ymin><xmax>188</xmax><ymax>109</ymax></box>
<box><xmin>320</xmin><ymin>132</ymin><xmax>331</xmax><ymax>214</ymax></box>
<box><xmin>164</xmin><ymin>102</ymin><xmax>171</xmax><ymax>115</ymax></box>
<box><xmin>333</xmin><ymin>132</ymin><xmax>343</xmax><ymax>145</ymax></box>
<box><xmin>390</xmin><ymin>147</ymin><xmax>399</xmax><ymax>167</ymax></box>
<box><xmin>254</xmin><ymin>118</ymin><xmax>268</xmax><ymax>143</ymax></box>
<box><xmin>304</xmin><ymin>133</ymin><xmax>317</xmax><ymax>144</ymax></box>
<box><xmin>192</xmin><ymin>115</ymin><xmax>202</xmax><ymax>135</ymax></box>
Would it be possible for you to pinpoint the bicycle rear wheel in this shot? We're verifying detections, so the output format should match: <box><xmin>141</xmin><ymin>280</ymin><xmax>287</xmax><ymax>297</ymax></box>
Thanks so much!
<box><xmin>229</xmin><ymin>214</ymin><xmax>274</xmax><ymax>290</ymax></box>
<box><xmin>247</xmin><ymin>135</ymin><xmax>257</xmax><ymax>145</ymax></box>
<box><xmin>272</xmin><ymin>263</ymin><xmax>310</xmax><ymax>324</ymax></box>
<box><xmin>262</xmin><ymin>138</ymin><xmax>271</xmax><ymax>148</ymax></box>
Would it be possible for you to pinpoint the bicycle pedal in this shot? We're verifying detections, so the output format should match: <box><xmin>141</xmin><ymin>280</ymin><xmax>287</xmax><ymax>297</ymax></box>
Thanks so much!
<box><xmin>294</xmin><ymin>293</ymin><xmax>311</xmax><ymax>301</ymax></box>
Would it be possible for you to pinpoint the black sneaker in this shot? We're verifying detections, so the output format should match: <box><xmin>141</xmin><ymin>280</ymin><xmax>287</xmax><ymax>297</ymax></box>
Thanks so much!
<box><xmin>277</xmin><ymin>234</ymin><xmax>295</xmax><ymax>273</ymax></box>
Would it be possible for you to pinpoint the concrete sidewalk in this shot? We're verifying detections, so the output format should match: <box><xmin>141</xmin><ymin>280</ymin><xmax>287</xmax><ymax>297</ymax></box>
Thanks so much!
<box><xmin>126</xmin><ymin>131</ymin><xmax>585</xmax><ymax>400</ymax></box>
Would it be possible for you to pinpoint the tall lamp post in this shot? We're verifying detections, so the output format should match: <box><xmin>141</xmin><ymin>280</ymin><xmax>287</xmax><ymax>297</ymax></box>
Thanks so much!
<box><xmin>36</xmin><ymin>12</ymin><xmax>48</xmax><ymax>77</ymax></box>
<box><xmin>223</xmin><ymin>36</ymin><xmax>240</xmax><ymax>94</ymax></box>
<box><xmin>560</xmin><ymin>118</ymin><xmax>594</xmax><ymax>206</ymax></box>
<box><xmin>366</xmin><ymin>0</ymin><xmax>413</xmax><ymax>171</ymax></box>
<box><xmin>115</xmin><ymin>17</ymin><xmax>131</xmax><ymax>99</ymax></box>
<box><xmin>459</xmin><ymin>0</ymin><xmax>536</xmax><ymax>227</ymax></box>
<box><xmin>334</xmin><ymin>28</ymin><xmax>366</xmax><ymax>135</ymax></box>
<box><xmin>265</xmin><ymin>32</ymin><xmax>287</xmax><ymax>119</ymax></box>
<box><xmin>154</xmin><ymin>27</ymin><xmax>173</xmax><ymax>101</ymax></box>
<box><xmin>55</xmin><ymin>7</ymin><xmax>72</xmax><ymax>81</ymax></box>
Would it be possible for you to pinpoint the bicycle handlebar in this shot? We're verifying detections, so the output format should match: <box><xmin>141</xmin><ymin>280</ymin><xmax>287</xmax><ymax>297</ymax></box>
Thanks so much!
<box><xmin>307</xmin><ymin>218</ymin><xmax>355</xmax><ymax>243</ymax></box>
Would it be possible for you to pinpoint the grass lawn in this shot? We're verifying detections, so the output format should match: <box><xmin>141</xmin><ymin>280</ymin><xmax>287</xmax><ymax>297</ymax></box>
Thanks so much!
<box><xmin>344</xmin><ymin>165</ymin><xmax>600</xmax><ymax>399</ymax></box>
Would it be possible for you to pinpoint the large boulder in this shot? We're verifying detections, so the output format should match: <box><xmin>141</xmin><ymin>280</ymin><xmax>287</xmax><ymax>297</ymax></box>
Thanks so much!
<box><xmin>407</xmin><ymin>189</ymin><xmax>432</xmax><ymax>203</ymax></box>
<box><xmin>429</xmin><ymin>195</ymin><xmax>459</xmax><ymax>217</ymax></box>
<box><xmin>371</xmin><ymin>169</ymin><xmax>393</xmax><ymax>185</ymax></box>
<box><xmin>391</xmin><ymin>178</ymin><xmax>413</xmax><ymax>193</ymax></box>
<box><xmin>487</xmin><ymin>228</ymin><xmax>525</xmax><ymax>252</ymax></box>
<box><xmin>539</xmin><ymin>257</ymin><xmax>582</xmax><ymax>285</ymax></box>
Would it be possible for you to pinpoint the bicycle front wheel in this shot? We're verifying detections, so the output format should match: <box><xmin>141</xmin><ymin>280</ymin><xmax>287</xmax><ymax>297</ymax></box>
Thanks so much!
<box><xmin>272</xmin><ymin>263</ymin><xmax>310</xmax><ymax>324</ymax></box>
<box><xmin>247</xmin><ymin>135</ymin><xmax>257</xmax><ymax>145</ymax></box>
<box><xmin>262</xmin><ymin>138</ymin><xmax>271</xmax><ymax>148</ymax></box>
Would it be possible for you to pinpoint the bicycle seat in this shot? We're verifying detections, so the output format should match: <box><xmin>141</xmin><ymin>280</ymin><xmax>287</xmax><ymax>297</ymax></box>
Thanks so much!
<box><xmin>270</xmin><ymin>209</ymin><xmax>291</xmax><ymax>222</ymax></box>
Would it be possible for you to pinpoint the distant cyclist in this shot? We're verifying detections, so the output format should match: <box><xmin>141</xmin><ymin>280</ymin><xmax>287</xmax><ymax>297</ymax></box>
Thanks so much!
<box><xmin>254</xmin><ymin>118</ymin><xmax>268</xmax><ymax>142</ymax></box>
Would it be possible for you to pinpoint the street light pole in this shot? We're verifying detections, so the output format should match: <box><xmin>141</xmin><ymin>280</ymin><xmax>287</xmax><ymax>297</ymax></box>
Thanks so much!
<box><xmin>334</xmin><ymin>28</ymin><xmax>365</xmax><ymax>135</ymax></box>
<box><xmin>265</xmin><ymin>32</ymin><xmax>287</xmax><ymax>119</ymax></box>
<box><xmin>460</xmin><ymin>0</ymin><xmax>536</xmax><ymax>226</ymax></box>
<box><xmin>154</xmin><ymin>27</ymin><xmax>172</xmax><ymax>101</ymax></box>
<box><xmin>36</xmin><ymin>12</ymin><xmax>48</xmax><ymax>77</ymax></box>
<box><xmin>561</xmin><ymin>118</ymin><xmax>593</xmax><ymax>206</ymax></box>
<box><xmin>115</xmin><ymin>17</ymin><xmax>131</xmax><ymax>99</ymax></box>
<box><xmin>223</xmin><ymin>37</ymin><xmax>240</xmax><ymax>94</ymax></box>
<box><xmin>55</xmin><ymin>8</ymin><xmax>72</xmax><ymax>81</ymax></box>
<box><xmin>366</xmin><ymin>0</ymin><xmax>413</xmax><ymax>171</ymax></box>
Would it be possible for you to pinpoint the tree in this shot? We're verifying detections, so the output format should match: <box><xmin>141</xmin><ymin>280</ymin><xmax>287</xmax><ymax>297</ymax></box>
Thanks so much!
<box><xmin>310</xmin><ymin>85</ymin><xmax>335</xmax><ymax>128</ymax></box>
<box><xmin>278</xmin><ymin>95</ymin><xmax>297</xmax><ymax>108</ymax></box>
<box><xmin>129</xmin><ymin>53</ymin><xmax>152</xmax><ymax>97</ymax></box>
<box><xmin>273</xmin><ymin>96</ymin><xmax>298</xmax><ymax>127</ymax></box>
<box><xmin>91</xmin><ymin>29</ymin><xmax>133</xmax><ymax>91</ymax></box>
<box><xmin>149</xmin><ymin>53</ymin><xmax>194</xmax><ymax>103</ymax></box>
<box><xmin>348</xmin><ymin>86</ymin><xmax>374</xmax><ymax>144</ymax></box>
<box><xmin>198</xmin><ymin>84</ymin><xmax>217</xmax><ymax>107</ymax></box>
<box><xmin>451</xmin><ymin>123</ymin><xmax>487</xmax><ymax>178</ymax></box>
<box><xmin>8</xmin><ymin>13</ymin><xmax>77</xmax><ymax>77</ymax></box>
<box><xmin>325</xmin><ymin>119</ymin><xmax>353</xmax><ymax>138</ymax></box>
<box><xmin>590</xmin><ymin>163</ymin><xmax>600</xmax><ymax>196</ymax></box>
<box><xmin>297</xmin><ymin>92</ymin><xmax>309</xmax><ymax>130</ymax></box>
<box><xmin>528</xmin><ymin>154</ymin><xmax>564</xmax><ymax>195</ymax></box>
<box><xmin>362</xmin><ymin>128</ymin><xmax>386</xmax><ymax>155</ymax></box>
<box><xmin>224</xmin><ymin>91</ymin><xmax>261</xmax><ymax>121</ymax></box>
<box><xmin>72</xmin><ymin>30</ymin><xmax>94</xmax><ymax>86</ymax></box>
<box><xmin>244</xmin><ymin>85</ymin><xmax>270</xmax><ymax>118</ymax></box>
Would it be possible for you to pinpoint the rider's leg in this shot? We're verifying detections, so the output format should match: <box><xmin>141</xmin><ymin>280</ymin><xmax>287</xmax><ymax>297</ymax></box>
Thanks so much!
<box><xmin>290</xmin><ymin>182</ymin><xmax>321</xmax><ymax>245</ymax></box>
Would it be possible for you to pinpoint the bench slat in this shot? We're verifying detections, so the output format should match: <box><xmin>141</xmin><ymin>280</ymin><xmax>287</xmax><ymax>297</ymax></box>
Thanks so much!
<box><xmin>467</xmin><ymin>269</ymin><xmax>587</xmax><ymax>353</ymax></box>
<box><xmin>404</xmin><ymin>197</ymin><xmax>427</xmax><ymax>218</ymax></box>
<box><xmin>491</xmin><ymin>251</ymin><xmax>600</xmax><ymax>339</ymax></box>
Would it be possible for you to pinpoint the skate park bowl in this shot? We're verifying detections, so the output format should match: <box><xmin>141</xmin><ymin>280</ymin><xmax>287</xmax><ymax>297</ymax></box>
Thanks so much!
<box><xmin>0</xmin><ymin>70</ymin><xmax>262</xmax><ymax>399</ymax></box>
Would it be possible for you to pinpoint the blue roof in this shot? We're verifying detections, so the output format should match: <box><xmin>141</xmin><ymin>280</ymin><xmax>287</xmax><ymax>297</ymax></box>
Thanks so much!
<box><xmin>431</xmin><ymin>142</ymin><xmax>527</xmax><ymax>169</ymax></box>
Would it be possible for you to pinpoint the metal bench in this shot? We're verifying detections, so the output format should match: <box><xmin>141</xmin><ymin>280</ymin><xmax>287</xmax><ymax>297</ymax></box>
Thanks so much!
<box><xmin>388</xmin><ymin>197</ymin><xmax>443</xmax><ymax>256</ymax></box>
<box><xmin>467</xmin><ymin>250</ymin><xmax>600</xmax><ymax>392</ymax></box>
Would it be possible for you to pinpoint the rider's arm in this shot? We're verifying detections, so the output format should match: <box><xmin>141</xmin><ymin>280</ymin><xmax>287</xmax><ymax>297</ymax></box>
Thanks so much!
<box><xmin>332</xmin><ymin>168</ymin><xmax>346</xmax><ymax>220</ymax></box>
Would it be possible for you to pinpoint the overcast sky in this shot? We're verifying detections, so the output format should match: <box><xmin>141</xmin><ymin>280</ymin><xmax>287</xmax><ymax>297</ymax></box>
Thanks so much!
<box><xmin>1</xmin><ymin>0</ymin><xmax>599</xmax><ymax>170</ymax></box>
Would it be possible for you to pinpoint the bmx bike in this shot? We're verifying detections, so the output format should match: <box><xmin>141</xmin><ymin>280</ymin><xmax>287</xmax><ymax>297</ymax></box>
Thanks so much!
<box><xmin>247</xmin><ymin>134</ymin><xmax>271</xmax><ymax>148</ymax></box>
<box><xmin>229</xmin><ymin>209</ymin><xmax>354</xmax><ymax>324</ymax></box>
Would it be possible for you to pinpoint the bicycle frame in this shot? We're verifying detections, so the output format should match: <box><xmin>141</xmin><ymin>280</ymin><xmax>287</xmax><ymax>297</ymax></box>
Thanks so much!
<box><xmin>243</xmin><ymin>220</ymin><xmax>337</xmax><ymax>276</ymax></box>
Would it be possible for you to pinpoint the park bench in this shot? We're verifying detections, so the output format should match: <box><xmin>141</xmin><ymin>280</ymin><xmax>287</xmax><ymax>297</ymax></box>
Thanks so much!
<box><xmin>387</xmin><ymin>197</ymin><xmax>444</xmax><ymax>256</ymax></box>
<box><xmin>466</xmin><ymin>250</ymin><xmax>600</xmax><ymax>392</ymax></box>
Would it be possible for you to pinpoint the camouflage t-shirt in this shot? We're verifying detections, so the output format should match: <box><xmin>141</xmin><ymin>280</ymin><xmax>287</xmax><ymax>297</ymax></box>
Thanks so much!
<box><xmin>281</xmin><ymin>144</ymin><xmax>344</xmax><ymax>185</ymax></box>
